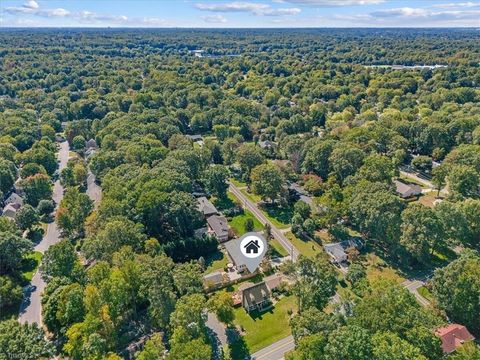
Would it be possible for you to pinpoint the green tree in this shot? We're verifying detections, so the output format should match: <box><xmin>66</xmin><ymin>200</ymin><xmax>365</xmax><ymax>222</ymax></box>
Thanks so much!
<box><xmin>72</xmin><ymin>135</ymin><xmax>86</xmax><ymax>150</ymax></box>
<box><xmin>136</xmin><ymin>333</ymin><xmax>165</xmax><ymax>360</ymax></box>
<box><xmin>236</xmin><ymin>143</ymin><xmax>265</xmax><ymax>180</ymax></box>
<box><xmin>372</xmin><ymin>332</ymin><xmax>427</xmax><ymax>360</ymax></box>
<box><xmin>448</xmin><ymin>165</ymin><xmax>479</xmax><ymax>199</ymax></box>
<box><xmin>251</xmin><ymin>163</ymin><xmax>284</xmax><ymax>202</ymax></box>
<box><xmin>0</xmin><ymin>231</ymin><xmax>32</xmax><ymax>274</ymax></box>
<box><xmin>57</xmin><ymin>187</ymin><xmax>93</xmax><ymax>237</ymax></box>
<box><xmin>41</xmin><ymin>239</ymin><xmax>84</xmax><ymax>281</ymax></box>
<box><xmin>15</xmin><ymin>204</ymin><xmax>39</xmax><ymax>231</ymax></box>
<box><xmin>289</xmin><ymin>308</ymin><xmax>340</xmax><ymax>344</ymax></box>
<box><xmin>173</xmin><ymin>262</ymin><xmax>203</xmax><ymax>296</ymax></box>
<box><xmin>21</xmin><ymin>173</ymin><xmax>52</xmax><ymax>207</ymax></box>
<box><xmin>0</xmin><ymin>320</ymin><xmax>54</xmax><ymax>360</ymax></box>
<box><xmin>400</xmin><ymin>203</ymin><xmax>444</xmax><ymax>263</ymax></box>
<box><xmin>431</xmin><ymin>253</ymin><xmax>480</xmax><ymax>334</ymax></box>
<box><xmin>207</xmin><ymin>291</ymin><xmax>235</xmax><ymax>325</ymax></box>
<box><xmin>292</xmin><ymin>255</ymin><xmax>337</xmax><ymax>312</ymax></box>
<box><xmin>324</xmin><ymin>325</ymin><xmax>373</xmax><ymax>360</ymax></box>
<box><xmin>203</xmin><ymin>165</ymin><xmax>229</xmax><ymax>199</ymax></box>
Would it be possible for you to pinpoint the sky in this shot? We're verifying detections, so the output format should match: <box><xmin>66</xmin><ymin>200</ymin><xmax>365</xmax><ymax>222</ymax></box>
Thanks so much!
<box><xmin>1</xmin><ymin>0</ymin><xmax>480</xmax><ymax>28</ymax></box>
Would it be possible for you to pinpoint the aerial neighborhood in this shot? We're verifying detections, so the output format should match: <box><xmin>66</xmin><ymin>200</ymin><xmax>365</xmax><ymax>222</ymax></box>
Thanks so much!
<box><xmin>1</xmin><ymin>17</ymin><xmax>480</xmax><ymax>360</ymax></box>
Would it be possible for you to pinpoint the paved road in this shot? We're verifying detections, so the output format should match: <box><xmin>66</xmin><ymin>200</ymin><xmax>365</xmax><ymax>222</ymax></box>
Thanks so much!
<box><xmin>18</xmin><ymin>141</ymin><xmax>70</xmax><ymax>325</ymax></box>
<box><xmin>229</xmin><ymin>182</ymin><xmax>299</xmax><ymax>261</ymax></box>
<box><xmin>402</xmin><ymin>279</ymin><xmax>430</xmax><ymax>307</ymax></box>
<box><xmin>86</xmin><ymin>170</ymin><xmax>102</xmax><ymax>208</ymax></box>
<box><xmin>251</xmin><ymin>336</ymin><xmax>295</xmax><ymax>360</ymax></box>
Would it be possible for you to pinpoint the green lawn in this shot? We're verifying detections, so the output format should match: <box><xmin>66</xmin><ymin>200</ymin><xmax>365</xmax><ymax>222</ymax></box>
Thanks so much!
<box><xmin>286</xmin><ymin>232</ymin><xmax>323</xmax><ymax>258</ymax></box>
<box><xmin>240</xmin><ymin>188</ymin><xmax>262</xmax><ymax>204</ymax></box>
<box><xmin>22</xmin><ymin>251</ymin><xmax>43</xmax><ymax>282</ymax></box>
<box><xmin>232</xmin><ymin>295</ymin><xmax>297</xmax><ymax>354</ymax></box>
<box><xmin>229</xmin><ymin>210</ymin><xmax>263</xmax><ymax>236</ymax></box>
<box><xmin>203</xmin><ymin>250</ymin><xmax>229</xmax><ymax>274</ymax></box>
<box><xmin>230</xmin><ymin>178</ymin><xmax>248</xmax><ymax>188</ymax></box>
<box><xmin>260</xmin><ymin>204</ymin><xmax>293</xmax><ymax>230</ymax></box>
<box><xmin>364</xmin><ymin>253</ymin><xmax>406</xmax><ymax>285</ymax></box>
<box><xmin>418</xmin><ymin>286</ymin><xmax>434</xmax><ymax>302</ymax></box>
<box><xmin>269</xmin><ymin>238</ymin><xmax>289</xmax><ymax>258</ymax></box>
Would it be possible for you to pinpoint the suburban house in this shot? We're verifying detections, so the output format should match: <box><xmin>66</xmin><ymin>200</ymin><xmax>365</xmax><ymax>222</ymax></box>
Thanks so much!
<box><xmin>186</xmin><ymin>134</ymin><xmax>204</xmax><ymax>147</ymax></box>
<box><xmin>394</xmin><ymin>179</ymin><xmax>422</xmax><ymax>199</ymax></box>
<box><xmin>197</xmin><ymin>196</ymin><xmax>218</xmax><ymax>218</ymax></box>
<box><xmin>4</xmin><ymin>192</ymin><xmax>23</xmax><ymax>207</ymax></box>
<box><xmin>324</xmin><ymin>238</ymin><xmax>363</xmax><ymax>264</ymax></box>
<box><xmin>435</xmin><ymin>324</ymin><xmax>475</xmax><ymax>354</ymax></box>
<box><xmin>224</xmin><ymin>237</ymin><xmax>247</xmax><ymax>272</ymax></box>
<box><xmin>241</xmin><ymin>281</ymin><xmax>272</xmax><ymax>313</ymax></box>
<box><xmin>288</xmin><ymin>183</ymin><xmax>314</xmax><ymax>206</ymax></box>
<box><xmin>86</xmin><ymin>139</ymin><xmax>98</xmax><ymax>150</ymax></box>
<box><xmin>2</xmin><ymin>202</ymin><xmax>20</xmax><ymax>219</ymax></box>
<box><xmin>203</xmin><ymin>270</ymin><xmax>226</xmax><ymax>288</ymax></box>
<box><xmin>207</xmin><ymin>215</ymin><xmax>229</xmax><ymax>243</ymax></box>
<box><xmin>258</xmin><ymin>140</ymin><xmax>276</xmax><ymax>150</ymax></box>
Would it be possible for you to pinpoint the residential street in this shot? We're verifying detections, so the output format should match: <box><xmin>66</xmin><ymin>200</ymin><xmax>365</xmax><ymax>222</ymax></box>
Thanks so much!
<box><xmin>18</xmin><ymin>141</ymin><xmax>70</xmax><ymax>325</ymax></box>
<box><xmin>402</xmin><ymin>279</ymin><xmax>431</xmax><ymax>307</ymax></box>
<box><xmin>229</xmin><ymin>182</ymin><xmax>299</xmax><ymax>261</ymax></box>
<box><xmin>251</xmin><ymin>336</ymin><xmax>295</xmax><ymax>360</ymax></box>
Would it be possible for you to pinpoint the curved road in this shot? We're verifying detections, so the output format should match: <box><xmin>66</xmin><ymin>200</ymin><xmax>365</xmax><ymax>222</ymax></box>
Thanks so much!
<box><xmin>18</xmin><ymin>141</ymin><xmax>70</xmax><ymax>325</ymax></box>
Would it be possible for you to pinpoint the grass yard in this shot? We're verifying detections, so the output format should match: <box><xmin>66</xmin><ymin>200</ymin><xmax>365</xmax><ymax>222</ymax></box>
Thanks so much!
<box><xmin>260</xmin><ymin>204</ymin><xmax>293</xmax><ymax>230</ymax></box>
<box><xmin>229</xmin><ymin>210</ymin><xmax>263</xmax><ymax>236</ymax></box>
<box><xmin>364</xmin><ymin>253</ymin><xmax>406</xmax><ymax>284</ymax></box>
<box><xmin>399</xmin><ymin>175</ymin><xmax>428</xmax><ymax>189</ymax></box>
<box><xmin>22</xmin><ymin>251</ymin><xmax>43</xmax><ymax>282</ymax></box>
<box><xmin>418</xmin><ymin>286</ymin><xmax>434</xmax><ymax>302</ymax></box>
<box><xmin>230</xmin><ymin>178</ymin><xmax>248</xmax><ymax>189</ymax></box>
<box><xmin>203</xmin><ymin>250</ymin><xmax>229</xmax><ymax>274</ymax></box>
<box><xmin>240</xmin><ymin>188</ymin><xmax>262</xmax><ymax>204</ymax></box>
<box><xmin>286</xmin><ymin>232</ymin><xmax>323</xmax><ymax>258</ymax></box>
<box><xmin>269</xmin><ymin>238</ymin><xmax>289</xmax><ymax>258</ymax></box>
<box><xmin>232</xmin><ymin>295</ymin><xmax>297</xmax><ymax>354</ymax></box>
<box><xmin>416</xmin><ymin>192</ymin><xmax>441</xmax><ymax>208</ymax></box>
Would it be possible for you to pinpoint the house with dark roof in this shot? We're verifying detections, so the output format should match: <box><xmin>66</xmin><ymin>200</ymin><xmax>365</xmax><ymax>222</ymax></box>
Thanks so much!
<box><xmin>242</xmin><ymin>282</ymin><xmax>272</xmax><ymax>313</ymax></box>
<box><xmin>86</xmin><ymin>139</ymin><xmax>98</xmax><ymax>150</ymax></box>
<box><xmin>197</xmin><ymin>196</ymin><xmax>218</xmax><ymax>218</ymax></box>
<box><xmin>258</xmin><ymin>140</ymin><xmax>276</xmax><ymax>150</ymax></box>
<box><xmin>207</xmin><ymin>215</ymin><xmax>229</xmax><ymax>242</ymax></box>
<box><xmin>435</xmin><ymin>324</ymin><xmax>475</xmax><ymax>354</ymax></box>
<box><xmin>324</xmin><ymin>238</ymin><xmax>363</xmax><ymax>264</ymax></box>
<box><xmin>394</xmin><ymin>179</ymin><xmax>422</xmax><ymax>199</ymax></box>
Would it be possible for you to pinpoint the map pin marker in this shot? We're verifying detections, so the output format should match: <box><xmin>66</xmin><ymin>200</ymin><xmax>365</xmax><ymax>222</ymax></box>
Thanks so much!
<box><xmin>239</xmin><ymin>232</ymin><xmax>268</xmax><ymax>273</ymax></box>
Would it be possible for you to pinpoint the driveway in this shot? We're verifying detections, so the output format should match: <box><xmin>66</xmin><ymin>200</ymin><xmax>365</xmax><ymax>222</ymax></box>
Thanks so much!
<box><xmin>18</xmin><ymin>141</ymin><xmax>70</xmax><ymax>325</ymax></box>
<box><xmin>86</xmin><ymin>170</ymin><xmax>102</xmax><ymax>208</ymax></box>
<box><xmin>229</xmin><ymin>182</ymin><xmax>299</xmax><ymax>261</ymax></box>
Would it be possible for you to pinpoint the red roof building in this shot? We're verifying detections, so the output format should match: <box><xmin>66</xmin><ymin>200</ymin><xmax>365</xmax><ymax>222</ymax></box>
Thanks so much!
<box><xmin>435</xmin><ymin>324</ymin><xmax>475</xmax><ymax>354</ymax></box>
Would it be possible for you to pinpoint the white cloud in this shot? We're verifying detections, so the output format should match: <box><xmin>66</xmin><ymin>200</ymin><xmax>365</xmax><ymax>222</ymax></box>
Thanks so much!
<box><xmin>195</xmin><ymin>1</ymin><xmax>300</xmax><ymax>16</ymax></box>
<box><xmin>280</xmin><ymin>0</ymin><xmax>385</xmax><ymax>6</ymax></box>
<box><xmin>201</xmin><ymin>14</ymin><xmax>228</xmax><ymax>23</ymax></box>
<box><xmin>432</xmin><ymin>2</ymin><xmax>480</xmax><ymax>9</ymax></box>
<box><xmin>24</xmin><ymin>0</ymin><xmax>39</xmax><ymax>10</ymax></box>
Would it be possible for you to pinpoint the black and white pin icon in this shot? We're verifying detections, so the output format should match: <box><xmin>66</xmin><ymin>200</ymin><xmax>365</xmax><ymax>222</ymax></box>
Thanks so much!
<box><xmin>239</xmin><ymin>232</ymin><xmax>267</xmax><ymax>272</ymax></box>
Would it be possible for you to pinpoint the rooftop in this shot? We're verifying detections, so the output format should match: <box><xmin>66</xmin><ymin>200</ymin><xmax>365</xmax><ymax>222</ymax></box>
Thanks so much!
<box><xmin>394</xmin><ymin>179</ymin><xmax>422</xmax><ymax>197</ymax></box>
<box><xmin>242</xmin><ymin>281</ymin><xmax>271</xmax><ymax>309</ymax></box>
<box><xmin>224</xmin><ymin>237</ymin><xmax>246</xmax><ymax>268</ymax></box>
<box><xmin>197</xmin><ymin>196</ymin><xmax>218</xmax><ymax>217</ymax></box>
<box><xmin>435</xmin><ymin>324</ymin><xmax>475</xmax><ymax>354</ymax></box>
<box><xmin>207</xmin><ymin>215</ymin><xmax>229</xmax><ymax>238</ymax></box>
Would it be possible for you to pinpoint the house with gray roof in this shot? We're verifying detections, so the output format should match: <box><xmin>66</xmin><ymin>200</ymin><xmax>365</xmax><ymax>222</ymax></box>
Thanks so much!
<box><xmin>203</xmin><ymin>271</ymin><xmax>225</xmax><ymax>288</ymax></box>
<box><xmin>4</xmin><ymin>192</ymin><xmax>23</xmax><ymax>207</ymax></box>
<box><xmin>324</xmin><ymin>238</ymin><xmax>363</xmax><ymax>264</ymax></box>
<box><xmin>242</xmin><ymin>282</ymin><xmax>272</xmax><ymax>313</ymax></box>
<box><xmin>394</xmin><ymin>180</ymin><xmax>422</xmax><ymax>199</ymax></box>
<box><xmin>224</xmin><ymin>237</ymin><xmax>247</xmax><ymax>272</ymax></box>
<box><xmin>2</xmin><ymin>203</ymin><xmax>20</xmax><ymax>219</ymax></box>
<box><xmin>197</xmin><ymin>197</ymin><xmax>218</xmax><ymax>218</ymax></box>
<box><xmin>207</xmin><ymin>215</ymin><xmax>229</xmax><ymax>243</ymax></box>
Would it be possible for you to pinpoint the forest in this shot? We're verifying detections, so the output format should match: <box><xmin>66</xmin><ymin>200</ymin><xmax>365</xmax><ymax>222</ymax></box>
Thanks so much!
<box><xmin>0</xmin><ymin>28</ymin><xmax>479</xmax><ymax>360</ymax></box>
